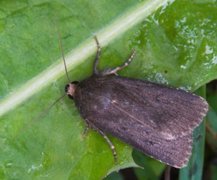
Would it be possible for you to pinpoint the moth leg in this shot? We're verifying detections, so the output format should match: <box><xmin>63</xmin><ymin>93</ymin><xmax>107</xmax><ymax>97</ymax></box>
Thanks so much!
<box><xmin>84</xmin><ymin>119</ymin><xmax>118</xmax><ymax>162</ymax></box>
<box><xmin>93</xmin><ymin>36</ymin><xmax>101</xmax><ymax>75</ymax></box>
<box><xmin>102</xmin><ymin>49</ymin><xmax>136</xmax><ymax>76</ymax></box>
<box><xmin>97</xmin><ymin>129</ymin><xmax>118</xmax><ymax>163</ymax></box>
<box><xmin>82</xmin><ymin>124</ymin><xmax>90</xmax><ymax>138</ymax></box>
<box><xmin>82</xmin><ymin>118</ymin><xmax>94</xmax><ymax>138</ymax></box>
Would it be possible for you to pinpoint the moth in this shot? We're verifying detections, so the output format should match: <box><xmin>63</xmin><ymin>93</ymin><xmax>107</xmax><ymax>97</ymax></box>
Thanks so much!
<box><xmin>64</xmin><ymin>37</ymin><xmax>208</xmax><ymax>168</ymax></box>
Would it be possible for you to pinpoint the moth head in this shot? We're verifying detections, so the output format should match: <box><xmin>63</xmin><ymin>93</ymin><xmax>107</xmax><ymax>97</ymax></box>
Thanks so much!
<box><xmin>65</xmin><ymin>81</ymin><xmax>79</xmax><ymax>99</ymax></box>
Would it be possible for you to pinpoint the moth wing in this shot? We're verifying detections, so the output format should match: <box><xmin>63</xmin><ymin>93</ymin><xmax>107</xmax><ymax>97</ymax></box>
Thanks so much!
<box><xmin>109</xmin><ymin>120</ymin><xmax>193</xmax><ymax>168</ymax></box>
<box><xmin>105</xmin><ymin>76</ymin><xmax>208</xmax><ymax>138</ymax></box>
<box><xmin>75</xmin><ymin>75</ymin><xmax>207</xmax><ymax>167</ymax></box>
<box><xmin>82</xmin><ymin>88</ymin><xmax>193</xmax><ymax>167</ymax></box>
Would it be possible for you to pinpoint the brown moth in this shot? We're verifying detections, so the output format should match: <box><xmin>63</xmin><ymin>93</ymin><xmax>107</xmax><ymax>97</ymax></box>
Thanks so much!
<box><xmin>63</xmin><ymin>37</ymin><xmax>208</xmax><ymax>168</ymax></box>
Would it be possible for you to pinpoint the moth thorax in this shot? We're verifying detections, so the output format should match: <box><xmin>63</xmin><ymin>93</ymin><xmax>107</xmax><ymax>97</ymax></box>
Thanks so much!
<box><xmin>65</xmin><ymin>81</ymin><xmax>79</xmax><ymax>99</ymax></box>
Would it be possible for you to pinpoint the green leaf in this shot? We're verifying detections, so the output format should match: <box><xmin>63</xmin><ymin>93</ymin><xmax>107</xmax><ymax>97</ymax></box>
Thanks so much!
<box><xmin>206</xmin><ymin>79</ymin><xmax>217</xmax><ymax>151</ymax></box>
<box><xmin>206</xmin><ymin>81</ymin><xmax>217</xmax><ymax>180</ymax></box>
<box><xmin>0</xmin><ymin>0</ymin><xmax>217</xmax><ymax>179</ymax></box>
<box><xmin>133</xmin><ymin>150</ymin><xmax>165</xmax><ymax>180</ymax></box>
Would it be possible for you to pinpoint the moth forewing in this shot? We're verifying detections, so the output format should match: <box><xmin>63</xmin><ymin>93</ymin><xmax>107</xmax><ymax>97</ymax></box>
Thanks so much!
<box><xmin>64</xmin><ymin>37</ymin><xmax>208</xmax><ymax>168</ymax></box>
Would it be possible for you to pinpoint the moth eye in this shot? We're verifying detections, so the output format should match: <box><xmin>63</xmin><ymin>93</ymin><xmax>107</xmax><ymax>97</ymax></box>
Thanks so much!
<box><xmin>65</xmin><ymin>84</ymin><xmax>70</xmax><ymax>93</ymax></box>
<box><xmin>71</xmin><ymin>81</ymin><xmax>79</xmax><ymax>85</ymax></box>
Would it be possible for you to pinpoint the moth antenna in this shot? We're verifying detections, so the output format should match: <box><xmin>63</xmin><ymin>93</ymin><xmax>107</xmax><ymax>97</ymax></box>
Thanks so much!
<box><xmin>93</xmin><ymin>36</ymin><xmax>101</xmax><ymax>74</ymax></box>
<box><xmin>56</xmin><ymin>27</ymin><xmax>71</xmax><ymax>82</ymax></box>
<box><xmin>16</xmin><ymin>94</ymin><xmax>66</xmax><ymax>139</ymax></box>
<box><xmin>36</xmin><ymin>94</ymin><xmax>67</xmax><ymax>121</ymax></box>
